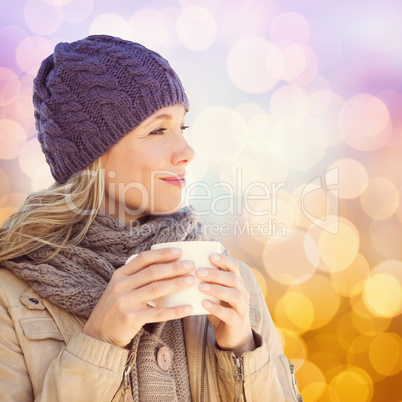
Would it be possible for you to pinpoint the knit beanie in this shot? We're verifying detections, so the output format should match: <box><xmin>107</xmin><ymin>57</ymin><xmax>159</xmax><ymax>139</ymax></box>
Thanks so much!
<box><xmin>33</xmin><ymin>35</ymin><xmax>189</xmax><ymax>183</ymax></box>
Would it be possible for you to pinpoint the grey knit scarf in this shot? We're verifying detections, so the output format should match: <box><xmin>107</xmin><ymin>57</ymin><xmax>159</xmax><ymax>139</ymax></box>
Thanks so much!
<box><xmin>3</xmin><ymin>207</ymin><xmax>204</xmax><ymax>401</ymax></box>
<box><xmin>4</xmin><ymin>206</ymin><xmax>204</xmax><ymax>318</ymax></box>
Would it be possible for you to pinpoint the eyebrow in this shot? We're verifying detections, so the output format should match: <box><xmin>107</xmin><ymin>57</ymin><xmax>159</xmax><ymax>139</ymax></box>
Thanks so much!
<box><xmin>150</xmin><ymin>113</ymin><xmax>173</xmax><ymax>122</ymax></box>
<box><xmin>145</xmin><ymin>110</ymin><xmax>187</xmax><ymax>126</ymax></box>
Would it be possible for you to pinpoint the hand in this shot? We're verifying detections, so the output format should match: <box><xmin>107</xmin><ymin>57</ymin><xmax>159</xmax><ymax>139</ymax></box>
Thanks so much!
<box><xmin>196</xmin><ymin>254</ymin><xmax>255</xmax><ymax>354</ymax></box>
<box><xmin>83</xmin><ymin>248</ymin><xmax>196</xmax><ymax>348</ymax></box>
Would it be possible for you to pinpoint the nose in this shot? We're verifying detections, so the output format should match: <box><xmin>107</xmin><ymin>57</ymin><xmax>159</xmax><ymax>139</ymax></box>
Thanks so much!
<box><xmin>172</xmin><ymin>133</ymin><xmax>195</xmax><ymax>166</ymax></box>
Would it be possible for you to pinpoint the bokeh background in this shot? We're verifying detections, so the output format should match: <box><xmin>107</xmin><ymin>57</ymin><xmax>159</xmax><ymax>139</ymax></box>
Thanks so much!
<box><xmin>1</xmin><ymin>0</ymin><xmax>401</xmax><ymax>400</ymax></box>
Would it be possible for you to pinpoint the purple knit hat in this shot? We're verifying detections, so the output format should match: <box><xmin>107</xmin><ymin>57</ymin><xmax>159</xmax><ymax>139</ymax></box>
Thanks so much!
<box><xmin>33</xmin><ymin>35</ymin><xmax>189</xmax><ymax>183</ymax></box>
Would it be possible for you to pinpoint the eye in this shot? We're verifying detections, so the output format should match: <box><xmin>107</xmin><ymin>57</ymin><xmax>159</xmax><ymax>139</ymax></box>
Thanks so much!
<box><xmin>149</xmin><ymin>127</ymin><xmax>167</xmax><ymax>135</ymax></box>
<box><xmin>181</xmin><ymin>125</ymin><xmax>189</xmax><ymax>132</ymax></box>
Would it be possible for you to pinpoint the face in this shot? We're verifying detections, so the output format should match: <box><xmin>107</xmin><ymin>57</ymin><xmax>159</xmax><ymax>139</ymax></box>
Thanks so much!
<box><xmin>101</xmin><ymin>105</ymin><xmax>194</xmax><ymax>224</ymax></box>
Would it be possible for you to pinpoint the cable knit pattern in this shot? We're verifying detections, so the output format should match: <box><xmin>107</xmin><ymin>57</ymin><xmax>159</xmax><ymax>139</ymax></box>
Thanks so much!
<box><xmin>130</xmin><ymin>321</ymin><xmax>192</xmax><ymax>401</ymax></box>
<box><xmin>33</xmin><ymin>35</ymin><xmax>189</xmax><ymax>183</ymax></box>
<box><xmin>2</xmin><ymin>207</ymin><xmax>204</xmax><ymax>318</ymax></box>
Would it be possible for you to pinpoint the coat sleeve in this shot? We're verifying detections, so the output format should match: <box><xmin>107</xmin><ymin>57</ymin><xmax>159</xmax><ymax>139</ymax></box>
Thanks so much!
<box><xmin>0</xmin><ymin>280</ymin><xmax>130</xmax><ymax>402</ymax></box>
<box><xmin>213</xmin><ymin>260</ymin><xmax>303</xmax><ymax>401</ymax></box>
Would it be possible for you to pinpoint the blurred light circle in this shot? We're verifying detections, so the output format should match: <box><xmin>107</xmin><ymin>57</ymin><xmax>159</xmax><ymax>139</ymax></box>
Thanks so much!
<box><xmin>269</xmin><ymin>12</ymin><xmax>310</xmax><ymax>44</ymax></box>
<box><xmin>57</xmin><ymin>0</ymin><xmax>94</xmax><ymax>24</ymax></box>
<box><xmin>280</xmin><ymin>329</ymin><xmax>307</xmax><ymax>371</ymax></box>
<box><xmin>330</xmin><ymin>367</ymin><xmax>373</xmax><ymax>402</ymax></box>
<box><xmin>31</xmin><ymin>164</ymin><xmax>54</xmax><ymax>192</ymax></box>
<box><xmin>275</xmin><ymin>41</ymin><xmax>306</xmax><ymax>82</ymax></box>
<box><xmin>287</xmin><ymin>45</ymin><xmax>318</xmax><ymax>87</ymax></box>
<box><xmin>351</xmin><ymin>310</ymin><xmax>391</xmax><ymax>336</ymax></box>
<box><xmin>0</xmin><ymin>119</ymin><xmax>27</xmax><ymax>160</ymax></box>
<box><xmin>346</xmin><ymin>334</ymin><xmax>385</xmax><ymax>384</ymax></box>
<box><xmin>24</xmin><ymin>0</ymin><xmax>63</xmax><ymax>36</ymax></box>
<box><xmin>369</xmin><ymin>333</ymin><xmax>401</xmax><ymax>376</ymax></box>
<box><xmin>190</xmin><ymin>105</ymin><xmax>247</xmax><ymax>163</ymax></box>
<box><xmin>302</xmin><ymin>383</ymin><xmax>338</xmax><ymax>402</ymax></box>
<box><xmin>279</xmin><ymin>291</ymin><xmax>315</xmax><ymax>332</ymax></box>
<box><xmin>16</xmin><ymin>36</ymin><xmax>55</xmax><ymax>76</ymax></box>
<box><xmin>270</xmin><ymin>85</ymin><xmax>310</xmax><ymax>124</ymax></box>
<box><xmin>247</xmin><ymin>113</ymin><xmax>285</xmax><ymax>149</ymax></box>
<box><xmin>227</xmin><ymin>36</ymin><xmax>282</xmax><ymax>94</ymax></box>
<box><xmin>364</xmin><ymin>274</ymin><xmax>401</xmax><ymax>318</ymax></box>
<box><xmin>89</xmin><ymin>13</ymin><xmax>131</xmax><ymax>38</ymax></box>
<box><xmin>295</xmin><ymin>360</ymin><xmax>325</xmax><ymax>397</ymax></box>
<box><xmin>330</xmin><ymin>253</ymin><xmax>370</xmax><ymax>297</ymax></box>
<box><xmin>318</xmin><ymin>221</ymin><xmax>360</xmax><ymax>272</ymax></box>
<box><xmin>305</xmin><ymin>217</ymin><xmax>359</xmax><ymax>272</ymax></box>
<box><xmin>176</xmin><ymin>6</ymin><xmax>217</xmax><ymax>51</ymax></box>
<box><xmin>308</xmin><ymin>90</ymin><xmax>345</xmax><ymax>147</ymax></box>
<box><xmin>300</xmin><ymin>275</ymin><xmax>341</xmax><ymax>331</ymax></box>
<box><xmin>18</xmin><ymin>138</ymin><xmax>46</xmax><ymax>178</ymax></box>
<box><xmin>328</xmin><ymin>158</ymin><xmax>368</xmax><ymax>199</ymax></box>
<box><xmin>360</xmin><ymin>177</ymin><xmax>399</xmax><ymax>220</ymax></box>
<box><xmin>253</xmin><ymin>148</ymin><xmax>289</xmax><ymax>184</ymax></box>
<box><xmin>0</xmin><ymin>68</ymin><xmax>20</xmax><ymax>107</ymax></box>
<box><xmin>263</xmin><ymin>230</ymin><xmax>318</xmax><ymax>285</ymax></box>
<box><xmin>363</xmin><ymin>260</ymin><xmax>402</xmax><ymax>318</ymax></box>
<box><xmin>235</xmin><ymin>103</ymin><xmax>266</xmax><ymax>122</ymax></box>
<box><xmin>338</xmin><ymin>94</ymin><xmax>392</xmax><ymax>151</ymax></box>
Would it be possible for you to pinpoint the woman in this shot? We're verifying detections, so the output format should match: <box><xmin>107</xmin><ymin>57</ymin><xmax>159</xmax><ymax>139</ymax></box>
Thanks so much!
<box><xmin>0</xmin><ymin>35</ymin><xmax>302</xmax><ymax>401</ymax></box>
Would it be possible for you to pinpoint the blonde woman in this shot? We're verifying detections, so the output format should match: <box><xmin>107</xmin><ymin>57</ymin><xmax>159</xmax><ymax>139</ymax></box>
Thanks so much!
<box><xmin>0</xmin><ymin>35</ymin><xmax>302</xmax><ymax>401</ymax></box>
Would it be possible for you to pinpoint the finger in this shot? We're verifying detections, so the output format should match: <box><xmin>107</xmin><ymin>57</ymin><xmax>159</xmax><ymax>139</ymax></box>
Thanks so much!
<box><xmin>209</xmin><ymin>254</ymin><xmax>240</xmax><ymax>276</ymax></box>
<box><xmin>144</xmin><ymin>304</ymin><xmax>194</xmax><ymax>323</ymax></box>
<box><xmin>134</xmin><ymin>273</ymin><xmax>196</xmax><ymax>305</ymax></box>
<box><xmin>121</xmin><ymin>247</ymin><xmax>182</xmax><ymax>275</ymax></box>
<box><xmin>202</xmin><ymin>299</ymin><xmax>239</xmax><ymax>324</ymax></box>
<box><xmin>196</xmin><ymin>268</ymin><xmax>241</xmax><ymax>289</ymax></box>
<box><xmin>132</xmin><ymin>259</ymin><xmax>195</xmax><ymax>289</ymax></box>
<box><xmin>199</xmin><ymin>283</ymin><xmax>249</xmax><ymax>316</ymax></box>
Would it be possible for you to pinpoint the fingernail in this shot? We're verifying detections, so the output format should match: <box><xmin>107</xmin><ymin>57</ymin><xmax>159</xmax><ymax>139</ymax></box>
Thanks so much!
<box><xmin>204</xmin><ymin>300</ymin><xmax>213</xmax><ymax>308</ymax></box>
<box><xmin>171</xmin><ymin>248</ymin><xmax>181</xmax><ymax>255</ymax></box>
<box><xmin>184</xmin><ymin>275</ymin><xmax>196</xmax><ymax>284</ymax></box>
<box><xmin>183</xmin><ymin>260</ymin><xmax>194</xmax><ymax>270</ymax></box>
<box><xmin>197</xmin><ymin>268</ymin><xmax>208</xmax><ymax>277</ymax></box>
<box><xmin>211</xmin><ymin>253</ymin><xmax>220</xmax><ymax>261</ymax></box>
<box><xmin>199</xmin><ymin>282</ymin><xmax>211</xmax><ymax>291</ymax></box>
<box><xmin>184</xmin><ymin>306</ymin><xmax>193</xmax><ymax>313</ymax></box>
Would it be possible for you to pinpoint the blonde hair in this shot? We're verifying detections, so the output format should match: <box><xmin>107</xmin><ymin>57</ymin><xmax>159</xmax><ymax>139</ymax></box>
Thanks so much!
<box><xmin>0</xmin><ymin>159</ymin><xmax>104</xmax><ymax>263</ymax></box>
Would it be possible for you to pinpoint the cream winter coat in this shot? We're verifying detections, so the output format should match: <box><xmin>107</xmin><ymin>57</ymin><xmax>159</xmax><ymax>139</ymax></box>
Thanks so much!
<box><xmin>0</xmin><ymin>260</ymin><xmax>302</xmax><ymax>401</ymax></box>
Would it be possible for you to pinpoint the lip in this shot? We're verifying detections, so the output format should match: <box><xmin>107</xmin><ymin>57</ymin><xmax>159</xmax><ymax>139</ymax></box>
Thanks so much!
<box><xmin>160</xmin><ymin>175</ymin><xmax>186</xmax><ymax>188</ymax></box>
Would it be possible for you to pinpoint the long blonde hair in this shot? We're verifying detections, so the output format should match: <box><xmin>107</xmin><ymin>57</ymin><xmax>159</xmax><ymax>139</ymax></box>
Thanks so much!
<box><xmin>0</xmin><ymin>159</ymin><xmax>104</xmax><ymax>263</ymax></box>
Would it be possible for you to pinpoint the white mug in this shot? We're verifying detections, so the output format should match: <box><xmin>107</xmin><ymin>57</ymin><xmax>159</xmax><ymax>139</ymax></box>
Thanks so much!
<box><xmin>126</xmin><ymin>241</ymin><xmax>223</xmax><ymax>315</ymax></box>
